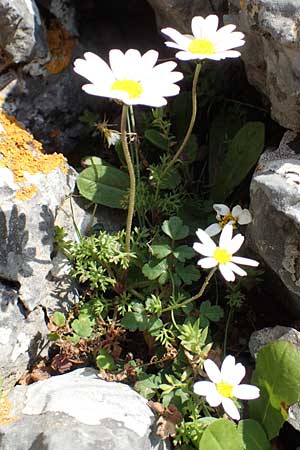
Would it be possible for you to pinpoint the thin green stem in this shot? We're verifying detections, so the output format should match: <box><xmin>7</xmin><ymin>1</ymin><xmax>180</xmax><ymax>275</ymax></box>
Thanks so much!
<box><xmin>161</xmin><ymin>267</ymin><xmax>217</xmax><ymax>314</ymax></box>
<box><xmin>161</xmin><ymin>62</ymin><xmax>201</xmax><ymax>178</ymax></box>
<box><xmin>223</xmin><ymin>307</ymin><xmax>233</xmax><ymax>357</ymax></box>
<box><xmin>121</xmin><ymin>104</ymin><xmax>136</xmax><ymax>254</ymax></box>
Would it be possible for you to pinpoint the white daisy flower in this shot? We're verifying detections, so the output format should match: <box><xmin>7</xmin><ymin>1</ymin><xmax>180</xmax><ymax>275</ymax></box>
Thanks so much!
<box><xmin>74</xmin><ymin>49</ymin><xmax>183</xmax><ymax>107</ymax></box>
<box><xmin>0</xmin><ymin>167</ymin><xmax>17</xmax><ymax>190</ymax></box>
<box><xmin>205</xmin><ymin>204</ymin><xmax>252</xmax><ymax>237</ymax></box>
<box><xmin>193</xmin><ymin>224</ymin><xmax>259</xmax><ymax>282</ymax></box>
<box><xmin>194</xmin><ymin>355</ymin><xmax>260</xmax><ymax>420</ymax></box>
<box><xmin>161</xmin><ymin>15</ymin><xmax>245</xmax><ymax>61</ymax></box>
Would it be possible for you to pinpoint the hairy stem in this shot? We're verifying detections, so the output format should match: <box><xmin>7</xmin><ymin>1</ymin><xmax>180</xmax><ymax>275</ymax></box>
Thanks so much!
<box><xmin>162</xmin><ymin>62</ymin><xmax>201</xmax><ymax>177</ymax></box>
<box><xmin>121</xmin><ymin>104</ymin><xmax>136</xmax><ymax>254</ymax></box>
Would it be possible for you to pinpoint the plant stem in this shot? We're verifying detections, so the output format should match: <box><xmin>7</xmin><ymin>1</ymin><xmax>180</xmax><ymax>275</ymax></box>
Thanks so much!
<box><xmin>223</xmin><ymin>307</ymin><xmax>233</xmax><ymax>357</ymax></box>
<box><xmin>121</xmin><ymin>104</ymin><xmax>136</xmax><ymax>254</ymax></box>
<box><xmin>161</xmin><ymin>267</ymin><xmax>217</xmax><ymax>313</ymax></box>
<box><xmin>161</xmin><ymin>62</ymin><xmax>201</xmax><ymax>177</ymax></box>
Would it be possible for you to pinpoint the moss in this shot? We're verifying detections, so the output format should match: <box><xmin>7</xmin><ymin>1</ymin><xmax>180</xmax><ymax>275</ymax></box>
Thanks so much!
<box><xmin>0</xmin><ymin>110</ymin><xmax>69</xmax><ymax>200</ymax></box>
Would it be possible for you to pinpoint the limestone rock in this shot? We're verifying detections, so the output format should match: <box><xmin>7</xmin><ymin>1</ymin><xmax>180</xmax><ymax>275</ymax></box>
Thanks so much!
<box><xmin>249</xmin><ymin>131</ymin><xmax>300</xmax><ymax>313</ymax></box>
<box><xmin>228</xmin><ymin>0</ymin><xmax>300</xmax><ymax>131</ymax></box>
<box><xmin>147</xmin><ymin>0</ymin><xmax>225</xmax><ymax>31</ymax></box>
<box><xmin>0</xmin><ymin>0</ymin><xmax>48</xmax><ymax>66</ymax></box>
<box><xmin>249</xmin><ymin>326</ymin><xmax>300</xmax><ymax>432</ymax></box>
<box><xmin>1</xmin><ymin>368</ymin><xmax>168</xmax><ymax>450</ymax></box>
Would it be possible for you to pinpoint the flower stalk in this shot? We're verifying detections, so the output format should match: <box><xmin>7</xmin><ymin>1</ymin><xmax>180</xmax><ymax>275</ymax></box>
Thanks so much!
<box><xmin>162</xmin><ymin>62</ymin><xmax>201</xmax><ymax>177</ymax></box>
<box><xmin>121</xmin><ymin>104</ymin><xmax>136</xmax><ymax>254</ymax></box>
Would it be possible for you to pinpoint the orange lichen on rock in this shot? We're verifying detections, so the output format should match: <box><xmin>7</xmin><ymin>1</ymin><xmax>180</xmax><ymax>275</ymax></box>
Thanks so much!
<box><xmin>45</xmin><ymin>19</ymin><xmax>76</xmax><ymax>74</ymax></box>
<box><xmin>0</xmin><ymin>110</ymin><xmax>68</xmax><ymax>185</ymax></box>
<box><xmin>15</xmin><ymin>184</ymin><xmax>38</xmax><ymax>201</ymax></box>
<box><xmin>0</xmin><ymin>393</ymin><xmax>18</xmax><ymax>426</ymax></box>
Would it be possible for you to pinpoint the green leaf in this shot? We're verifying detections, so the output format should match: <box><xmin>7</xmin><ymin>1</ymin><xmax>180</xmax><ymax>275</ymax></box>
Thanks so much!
<box><xmin>147</xmin><ymin>317</ymin><xmax>163</xmax><ymax>336</ymax></box>
<box><xmin>135</xmin><ymin>373</ymin><xmax>161</xmax><ymax>399</ymax></box>
<box><xmin>249</xmin><ymin>341</ymin><xmax>300</xmax><ymax>440</ymax></box>
<box><xmin>96</xmin><ymin>349</ymin><xmax>116</xmax><ymax>370</ymax></box>
<box><xmin>144</xmin><ymin>129</ymin><xmax>169</xmax><ymax>150</ymax></box>
<box><xmin>121</xmin><ymin>311</ymin><xmax>147</xmax><ymax>332</ymax></box>
<box><xmin>81</xmin><ymin>156</ymin><xmax>107</xmax><ymax>167</ymax></box>
<box><xmin>142</xmin><ymin>259</ymin><xmax>168</xmax><ymax>281</ymax></box>
<box><xmin>47</xmin><ymin>332</ymin><xmax>60</xmax><ymax>341</ymax></box>
<box><xmin>200</xmin><ymin>419</ymin><xmax>244</xmax><ymax>450</ymax></box>
<box><xmin>159</xmin><ymin>167</ymin><xmax>181</xmax><ymax>190</ymax></box>
<box><xmin>162</xmin><ymin>216</ymin><xmax>189</xmax><ymax>240</ymax></box>
<box><xmin>179</xmin><ymin>134</ymin><xmax>198</xmax><ymax>163</ymax></box>
<box><xmin>173</xmin><ymin>245</ymin><xmax>195</xmax><ymax>262</ymax></box>
<box><xmin>77</xmin><ymin>164</ymin><xmax>129</xmax><ymax>208</ymax></box>
<box><xmin>238</xmin><ymin>419</ymin><xmax>270</xmax><ymax>450</ymax></box>
<box><xmin>200</xmin><ymin>301</ymin><xmax>224</xmax><ymax>323</ymax></box>
<box><xmin>71</xmin><ymin>315</ymin><xmax>93</xmax><ymax>338</ymax></box>
<box><xmin>151</xmin><ymin>243</ymin><xmax>172</xmax><ymax>259</ymax></box>
<box><xmin>52</xmin><ymin>311</ymin><xmax>66</xmax><ymax>327</ymax></box>
<box><xmin>211</xmin><ymin>122</ymin><xmax>265</xmax><ymax>202</ymax></box>
<box><xmin>175</xmin><ymin>263</ymin><xmax>200</xmax><ymax>285</ymax></box>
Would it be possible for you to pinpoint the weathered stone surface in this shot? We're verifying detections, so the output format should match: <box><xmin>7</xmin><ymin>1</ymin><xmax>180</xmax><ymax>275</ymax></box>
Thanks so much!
<box><xmin>1</xmin><ymin>368</ymin><xmax>168</xmax><ymax>450</ymax></box>
<box><xmin>0</xmin><ymin>0</ymin><xmax>48</xmax><ymax>66</ymax></box>
<box><xmin>147</xmin><ymin>0</ymin><xmax>225</xmax><ymax>31</ymax></box>
<box><xmin>249</xmin><ymin>131</ymin><xmax>300</xmax><ymax>313</ymax></box>
<box><xmin>228</xmin><ymin>0</ymin><xmax>300</xmax><ymax>131</ymax></box>
<box><xmin>249</xmin><ymin>326</ymin><xmax>300</xmax><ymax>432</ymax></box>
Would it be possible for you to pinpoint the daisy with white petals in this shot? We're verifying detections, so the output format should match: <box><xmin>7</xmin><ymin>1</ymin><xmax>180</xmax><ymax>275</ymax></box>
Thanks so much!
<box><xmin>193</xmin><ymin>224</ymin><xmax>259</xmax><ymax>282</ymax></box>
<box><xmin>161</xmin><ymin>14</ymin><xmax>245</xmax><ymax>61</ymax></box>
<box><xmin>74</xmin><ymin>49</ymin><xmax>183</xmax><ymax>107</ymax></box>
<box><xmin>205</xmin><ymin>204</ymin><xmax>252</xmax><ymax>237</ymax></box>
<box><xmin>194</xmin><ymin>355</ymin><xmax>260</xmax><ymax>420</ymax></box>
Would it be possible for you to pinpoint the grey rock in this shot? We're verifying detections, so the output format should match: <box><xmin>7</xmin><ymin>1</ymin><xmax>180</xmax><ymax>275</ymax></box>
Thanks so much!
<box><xmin>228</xmin><ymin>0</ymin><xmax>300</xmax><ymax>131</ymax></box>
<box><xmin>2</xmin><ymin>368</ymin><xmax>168</xmax><ymax>450</ymax></box>
<box><xmin>249</xmin><ymin>325</ymin><xmax>300</xmax><ymax>432</ymax></box>
<box><xmin>249</xmin><ymin>131</ymin><xmax>300</xmax><ymax>313</ymax></box>
<box><xmin>0</xmin><ymin>0</ymin><xmax>48</xmax><ymax>65</ymax></box>
<box><xmin>147</xmin><ymin>0</ymin><xmax>225</xmax><ymax>31</ymax></box>
<box><xmin>48</xmin><ymin>0</ymin><xmax>77</xmax><ymax>35</ymax></box>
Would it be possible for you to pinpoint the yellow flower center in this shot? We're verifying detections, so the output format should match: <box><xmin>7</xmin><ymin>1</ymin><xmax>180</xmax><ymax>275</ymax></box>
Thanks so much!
<box><xmin>111</xmin><ymin>79</ymin><xmax>143</xmax><ymax>99</ymax></box>
<box><xmin>216</xmin><ymin>381</ymin><xmax>234</xmax><ymax>398</ymax></box>
<box><xmin>213</xmin><ymin>247</ymin><xmax>232</xmax><ymax>264</ymax></box>
<box><xmin>219</xmin><ymin>213</ymin><xmax>237</xmax><ymax>229</ymax></box>
<box><xmin>188</xmin><ymin>39</ymin><xmax>216</xmax><ymax>55</ymax></box>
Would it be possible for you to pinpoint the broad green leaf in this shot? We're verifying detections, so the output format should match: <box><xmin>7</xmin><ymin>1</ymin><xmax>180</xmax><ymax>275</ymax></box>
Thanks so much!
<box><xmin>175</xmin><ymin>263</ymin><xmax>200</xmax><ymax>285</ymax></box>
<box><xmin>249</xmin><ymin>341</ymin><xmax>300</xmax><ymax>440</ymax></box>
<box><xmin>159</xmin><ymin>167</ymin><xmax>181</xmax><ymax>190</ymax></box>
<box><xmin>162</xmin><ymin>216</ymin><xmax>189</xmax><ymax>240</ymax></box>
<box><xmin>200</xmin><ymin>301</ymin><xmax>224</xmax><ymax>323</ymax></box>
<box><xmin>144</xmin><ymin>129</ymin><xmax>169</xmax><ymax>150</ymax></box>
<box><xmin>151</xmin><ymin>243</ymin><xmax>172</xmax><ymax>259</ymax></box>
<box><xmin>135</xmin><ymin>373</ymin><xmax>161</xmax><ymax>399</ymax></box>
<box><xmin>81</xmin><ymin>156</ymin><xmax>106</xmax><ymax>167</ymax></box>
<box><xmin>173</xmin><ymin>245</ymin><xmax>195</xmax><ymax>262</ymax></box>
<box><xmin>52</xmin><ymin>311</ymin><xmax>66</xmax><ymax>327</ymax></box>
<box><xmin>96</xmin><ymin>349</ymin><xmax>116</xmax><ymax>370</ymax></box>
<box><xmin>142</xmin><ymin>259</ymin><xmax>168</xmax><ymax>281</ymax></box>
<box><xmin>199</xmin><ymin>418</ymin><xmax>244</xmax><ymax>450</ymax></box>
<box><xmin>211</xmin><ymin>122</ymin><xmax>265</xmax><ymax>202</ymax></box>
<box><xmin>47</xmin><ymin>332</ymin><xmax>60</xmax><ymax>341</ymax></box>
<box><xmin>121</xmin><ymin>311</ymin><xmax>147</xmax><ymax>332</ymax></box>
<box><xmin>71</xmin><ymin>315</ymin><xmax>93</xmax><ymax>338</ymax></box>
<box><xmin>147</xmin><ymin>317</ymin><xmax>163</xmax><ymax>336</ymax></box>
<box><xmin>77</xmin><ymin>164</ymin><xmax>129</xmax><ymax>208</ymax></box>
<box><xmin>238</xmin><ymin>419</ymin><xmax>270</xmax><ymax>450</ymax></box>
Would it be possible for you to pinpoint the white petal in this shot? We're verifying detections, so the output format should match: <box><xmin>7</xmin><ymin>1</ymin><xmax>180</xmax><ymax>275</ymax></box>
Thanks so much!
<box><xmin>74</xmin><ymin>53</ymin><xmax>113</xmax><ymax>84</ymax></box>
<box><xmin>203</xmin><ymin>15</ymin><xmax>219</xmax><ymax>38</ymax></box>
<box><xmin>191</xmin><ymin>16</ymin><xmax>206</xmax><ymax>39</ymax></box>
<box><xmin>193</xmin><ymin>242</ymin><xmax>214</xmax><ymax>257</ymax></box>
<box><xmin>237</xmin><ymin>210</ymin><xmax>252</xmax><ymax>225</ymax></box>
<box><xmin>206</xmin><ymin>389</ymin><xmax>223</xmax><ymax>407</ymax></box>
<box><xmin>219</xmin><ymin>224</ymin><xmax>233</xmax><ymax>249</ymax></box>
<box><xmin>164</xmin><ymin>41</ymin><xmax>185</xmax><ymax>50</ymax></box>
<box><xmin>161</xmin><ymin>27</ymin><xmax>191</xmax><ymax>47</ymax></box>
<box><xmin>205</xmin><ymin>223</ymin><xmax>222</xmax><ymax>237</ymax></box>
<box><xmin>231</xmin><ymin>256</ymin><xmax>259</xmax><ymax>267</ymax></box>
<box><xmin>222</xmin><ymin>398</ymin><xmax>240</xmax><ymax>420</ymax></box>
<box><xmin>219</xmin><ymin>263</ymin><xmax>235</xmax><ymax>282</ymax></box>
<box><xmin>233</xmin><ymin>384</ymin><xmax>260</xmax><ymax>400</ymax></box>
<box><xmin>220</xmin><ymin>355</ymin><xmax>236</xmax><ymax>381</ymax></box>
<box><xmin>195</xmin><ymin>228</ymin><xmax>216</xmax><ymax>250</ymax></box>
<box><xmin>215</xmin><ymin>24</ymin><xmax>236</xmax><ymax>37</ymax></box>
<box><xmin>213</xmin><ymin>204</ymin><xmax>230</xmax><ymax>216</ymax></box>
<box><xmin>231</xmin><ymin>363</ymin><xmax>246</xmax><ymax>386</ymax></box>
<box><xmin>226</xmin><ymin>262</ymin><xmax>247</xmax><ymax>277</ymax></box>
<box><xmin>204</xmin><ymin>359</ymin><xmax>221</xmax><ymax>384</ymax></box>
<box><xmin>141</xmin><ymin>49</ymin><xmax>158</xmax><ymax>70</ymax></box>
<box><xmin>81</xmin><ymin>84</ymin><xmax>112</xmax><ymax>98</ymax></box>
<box><xmin>193</xmin><ymin>381</ymin><xmax>216</xmax><ymax>396</ymax></box>
<box><xmin>109</xmin><ymin>49</ymin><xmax>126</xmax><ymax>79</ymax></box>
<box><xmin>198</xmin><ymin>257</ymin><xmax>218</xmax><ymax>268</ymax></box>
<box><xmin>231</xmin><ymin>205</ymin><xmax>242</xmax><ymax>218</ymax></box>
<box><xmin>227</xmin><ymin>233</ymin><xmax>244</xmax><ymax>254</ymax></box>
<box><xmin>213</xmin><ymin>50</ymin><xmax>242</xmax><ymax>59</ymax></box>
<box><xmin>175</xmin><ymin>51</ymin><xmax>201</xmax><ymax>61</ymax></box>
